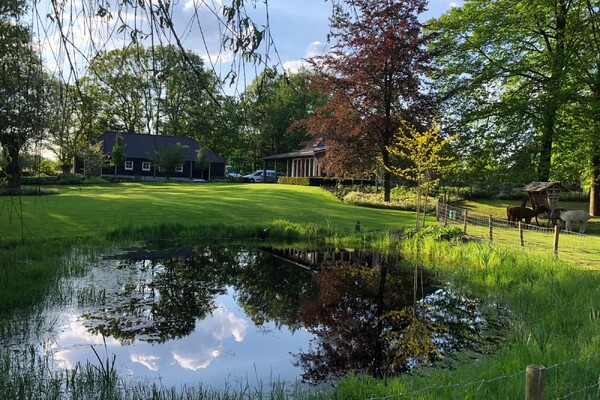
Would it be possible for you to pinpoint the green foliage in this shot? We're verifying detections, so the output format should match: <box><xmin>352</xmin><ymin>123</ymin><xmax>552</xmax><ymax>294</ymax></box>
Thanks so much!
<box><xmin>409</xmin><ymin>225</ymin><xmax>465</xmax><ymax>241</ymax></box>
<box><xmin>0</xmin><ymin>187</ymin><xmax>59</xmax><ymax>196</ymax></box>
<box><xmin>110</xmin><ymin>133</ymin><xmax>126</xmax><ymax>173</ymax></box>
<box><xmin>79</xmin><ymin>142</ymin><xmax>110</xmax><ymax>179</ymax></box>
<box><xmin>278</xmin><ymin>177</ymin><xmax>310</xmax><ymax>186</ymax></box>
<box><xmin>154</xmin><ymin>143</ymin><xmax>186</xmax><ymax>178</ymax></box>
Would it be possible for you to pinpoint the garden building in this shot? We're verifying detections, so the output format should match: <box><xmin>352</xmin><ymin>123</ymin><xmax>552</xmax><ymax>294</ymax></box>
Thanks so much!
<box><xmin>262</xmin><ymin>136</ymin><xmax>328</xmax><ymax>177</ymax></box>
<box><xmin>74</xmin><ymin>132</ymin><xmax>226</xmax><ymax>180</ymax></box>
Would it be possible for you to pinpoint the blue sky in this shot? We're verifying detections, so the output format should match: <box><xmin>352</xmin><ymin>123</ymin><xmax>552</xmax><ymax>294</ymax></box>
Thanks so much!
<box><xmin>33</xmin><ymin>0</ymin><xmax>461</xmax><ymax>94</ymax></box>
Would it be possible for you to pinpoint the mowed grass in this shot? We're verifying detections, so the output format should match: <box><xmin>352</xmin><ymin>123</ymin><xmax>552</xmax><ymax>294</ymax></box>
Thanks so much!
<box><xmin>0</xmin><ymin>182</ymin><xmax>416</xmax><ymax>242</ymax></box>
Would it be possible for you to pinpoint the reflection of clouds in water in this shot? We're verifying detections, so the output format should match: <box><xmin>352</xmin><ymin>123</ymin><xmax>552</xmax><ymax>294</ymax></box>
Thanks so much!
<box><xmin>173</xmin><ymin>349</ymin><xmax>221</xmax><ymax>371</ymax></box>
<box><xmin>171</xmin><ymin>306</ymin><xmax>247</xmax><ymax>370</ymax></box>
<box><xmin>208</xmin><ymin>306</ymin><xmax>247</xmax><ymax>342</ymax></box>
<box><xmin>50</xmin><ymin>318</ymin><xmax>120</xmax><ymax>369</ymax></box>
<box><xmin>48</xmin><ymin>304</ymin><xmax>248</xmax><ymax>373</ymax></box>
<box><xmin>130</xmin><ymin>354</ymin><xmax>161</xmax><ymax>371</ymax></box>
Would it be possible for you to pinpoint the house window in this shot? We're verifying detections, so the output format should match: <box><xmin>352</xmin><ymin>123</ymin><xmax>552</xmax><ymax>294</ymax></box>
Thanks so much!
<box><xmin>142</xmin><ymin>162</ymin><xmax>151</xmax><ymax>171</ymax></box>
<box><xmin>175</xmin><ymin>164</ymin><xmax>184</xmax><ymax>173</ymax></box>
<box><xmin>125</xmin><ymin>161</ymin><xmax>133</xmax><ymax>170</ymax></box>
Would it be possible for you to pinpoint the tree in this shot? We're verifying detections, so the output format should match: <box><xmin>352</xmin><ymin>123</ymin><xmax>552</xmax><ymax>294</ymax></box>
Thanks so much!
<box><xmin>0</xmin><ymin>1</ymin><xmax>48</xmax><ymax>189</ymax></box>
<box><xmin>431</xmin><ymin>0</ymin><xmax>580</xmax><ymax>183</ymax></box>
<box><xmin>240</xmin><ymin>68</ymin><xmax>326</xmax><ymax>168</ymax></box>
<box><xmin>80</xmin><ymin>141</ymin><xmax>110</xmax><ymax>178</ymax></box>
<box><xmin>154</xmin><ymin>143</ymin><xmax>185</xmax><ymax>179</ymax></box>
<box><xmin>111</xmin><ymin>133</ymin><xmax>126</xmax><ymax>176</ymax></box>
<box><xmin>305</xmin><ymin>0</ymin><xmax>436</xmax><ymax>201</ymax></box>
<box><xmin>386</xmin><ymin>121</ymin><xmax>456</xmax><ymax>229</ymax></box>
<box><xmin>196</xmin><ymin>147</ymin><xmax>211</xmax><ymax>179</ymax></box>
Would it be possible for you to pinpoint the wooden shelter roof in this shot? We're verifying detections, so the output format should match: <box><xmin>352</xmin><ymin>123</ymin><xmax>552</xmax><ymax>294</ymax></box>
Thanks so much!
<box><xmin>523</xmin><ymin>181</ymin><xmax>566</xmax><ymax>193</ymax></box>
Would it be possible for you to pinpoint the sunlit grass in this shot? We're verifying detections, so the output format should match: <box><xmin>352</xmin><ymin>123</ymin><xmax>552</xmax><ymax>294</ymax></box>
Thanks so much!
<box><xmin>329</xmin><ymin>234</ymin><xmax>600</xmax><ymax>399</ymax></box>
<box><xmin>2</xmin><ymin>183</ymin><xmax>600</xmax><ymax>399</ymax></box>
<box><xmin>0</xmin><ymin>183</ymin><xmax>415</xmax><ymax>243</ymax></box>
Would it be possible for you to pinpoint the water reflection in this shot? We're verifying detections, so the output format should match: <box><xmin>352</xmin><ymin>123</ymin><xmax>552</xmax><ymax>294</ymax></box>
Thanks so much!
<box><xmin>8</xmin><ymin>244</ymin><xmax>498</xmax><ymax>389</ymax></box>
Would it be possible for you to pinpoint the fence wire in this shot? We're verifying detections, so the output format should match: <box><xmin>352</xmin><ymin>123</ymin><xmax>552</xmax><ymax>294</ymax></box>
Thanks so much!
<box><xmin>363</xmin><ymin>353</ymin><xmax>600</xmax><ymax>400</ymax></box>
<box><xmin>436</xmin><ymin>202</ymin><xmax>600</xmax><ymax>267</ymax></box>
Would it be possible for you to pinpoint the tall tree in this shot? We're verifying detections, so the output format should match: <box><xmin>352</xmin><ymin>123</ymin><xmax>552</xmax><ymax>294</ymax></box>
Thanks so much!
<box><xmin>241</xmin><ymin>68</ymin><xmax>326</xmax><ymax>167</ymax></box>
<box><xmin>306</xmin><ymin>0</ymin><xmax>436</xmax><ymax>201</ymax></box>
<box><xmin>432</xmin><ymin>0</ymin><xmax>581</xmax><ymax>183</ymax></box>
<box><xmin>0</xmin><ymin>0</ymin><xmax>47</xmax><ymax>189</ymax></box>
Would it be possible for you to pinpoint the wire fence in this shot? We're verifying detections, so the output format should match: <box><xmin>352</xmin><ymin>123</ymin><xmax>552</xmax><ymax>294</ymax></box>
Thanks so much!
<box><xmin>362</xmin><ymin>353</ymin><xmax>600</xmax><ymax>400</ymax></box>
<box><xmin>436</xmin><ymin>202</ymin><xmax>600</xmax><ymax>268</ymax></box>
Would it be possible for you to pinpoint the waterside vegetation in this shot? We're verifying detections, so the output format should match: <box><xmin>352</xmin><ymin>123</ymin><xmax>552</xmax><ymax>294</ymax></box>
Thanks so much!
<box><xmin>1</xmin><ymin>183</ymin><xmax>599</xmax><ymax>399</ymax></box>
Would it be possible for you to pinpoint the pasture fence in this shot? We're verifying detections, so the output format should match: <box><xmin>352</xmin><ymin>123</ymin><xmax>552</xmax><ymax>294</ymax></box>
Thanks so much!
<box><xmin>362</xmin><ymin>353</ymin><xmax>600</xmax><ymax>400</ymax></box>
<box><xmin>436</xmin><ymin>201</ymin><xmax>600</xmax><ymax>267</ymax></box>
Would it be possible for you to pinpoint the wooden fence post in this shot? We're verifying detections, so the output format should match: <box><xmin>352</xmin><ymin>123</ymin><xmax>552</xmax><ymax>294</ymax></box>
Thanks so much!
<box><xmin>463</xmin><ymin>210</ymin><xmax>468</xmax><ymax>234</ymax></box>
<box><xmin>444</xmin><ymin>203</ymin><xmax>448</xmax><ymax>227</ymax></box>
<box><xmin>525</xmin><ymin>364</ymin><xmax>546</xmax><ymax>400</ymax></box>
<box><xmin>553</xmin><ymin>225</ymin><xmax>560</xmax><ymax>257</ymax></box>
<box><xmin>519</xmin><ymin>222</ymin><xmax>524</xmax><ymax>248</ymax></box>
<box><xmin>488</xmin><ymin>215</ymin><xmax>493</xmax><ymax>242</ymax></box>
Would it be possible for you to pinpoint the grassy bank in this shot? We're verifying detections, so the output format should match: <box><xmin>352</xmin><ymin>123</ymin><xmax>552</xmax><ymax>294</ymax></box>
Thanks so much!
<box><xmin>330</xmin><ymin>233</ymin><xmax>600</xmax><ymax>399</ymax></box>
<box><xmin>1</xmin><ymin>183</ymin><xmax>600</xmax><ymax>399</ymax></box>
<box><xmin>0</xmin><ymin>182</ymin><xmax>415</xmax><ymax>243</ymax></box>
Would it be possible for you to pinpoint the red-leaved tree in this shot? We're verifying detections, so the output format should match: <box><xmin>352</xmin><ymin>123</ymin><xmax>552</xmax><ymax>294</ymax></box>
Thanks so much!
<box><xmin>306</xmin><ymin>0</ymin><xmax>436</xmax><ymax>201</ymax></box>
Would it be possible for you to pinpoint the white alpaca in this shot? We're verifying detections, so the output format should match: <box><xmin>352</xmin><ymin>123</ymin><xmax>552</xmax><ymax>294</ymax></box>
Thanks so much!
<box><xmin>559</xmin><ymin>210</ymin><xmax>591</xmax><ymax>233</ymax></box>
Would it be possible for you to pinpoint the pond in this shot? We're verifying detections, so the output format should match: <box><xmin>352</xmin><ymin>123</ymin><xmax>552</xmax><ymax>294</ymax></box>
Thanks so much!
<box><xmin>1</xmin><ymin>243</ymin><xmax>504</xmax><ymax>392</ymax></box>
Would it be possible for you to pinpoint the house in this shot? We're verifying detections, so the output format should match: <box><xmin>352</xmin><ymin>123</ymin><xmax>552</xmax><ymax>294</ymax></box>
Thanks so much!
<box><xmin>75</xmin><ymin>132</ymin><xmax>226</xmax><ymax>180</ymax></box>
<box><xmin>262</xmin><ymin>136</ymin><xmax>328</xmax><ymax>177</ymax></box>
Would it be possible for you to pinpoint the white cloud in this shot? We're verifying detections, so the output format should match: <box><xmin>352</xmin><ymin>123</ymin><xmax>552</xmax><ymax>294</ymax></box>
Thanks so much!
<box><xmin>130</xmin><ymin>354</ymin><xmax>161</xmax><ymax>371</ymax></box>
<box><xmin>305</xmin><ymin>41</ymin><xmax>326</xmax><ymax>58</ymax></box>
<box><xmin>283</xmin><ymin>60</ymin><xmax>311</xmax><ymax>74</ymax></box>
<box><xmin>183</xmin><ymin>0</ymin><xmax>224</xmax><ymax>11</ymax></box>
<box><xmin>172</xmin><ymin>349</ymin><xmax>221</xmax><ymax>371</ymax></box>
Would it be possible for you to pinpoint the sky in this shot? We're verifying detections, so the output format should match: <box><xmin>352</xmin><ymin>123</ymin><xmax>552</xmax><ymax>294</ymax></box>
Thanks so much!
<box><xmin>31</xmin><ymin>0</ymin><xmax>461</xmax><ymax>95</ymax></box>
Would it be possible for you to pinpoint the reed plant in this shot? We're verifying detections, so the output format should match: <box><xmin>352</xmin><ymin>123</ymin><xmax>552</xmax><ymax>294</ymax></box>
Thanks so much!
<box><xmin>327</xmin><ymin>229</ymin><xmax>600</xmax><ymax>399</ymax></box>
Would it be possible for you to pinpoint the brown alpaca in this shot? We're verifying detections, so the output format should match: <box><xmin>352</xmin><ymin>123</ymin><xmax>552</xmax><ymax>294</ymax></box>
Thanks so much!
<box><xmin>507</xmin><ymin>205</ymin><xmax>548</xmax><ymax>226</ymax></box>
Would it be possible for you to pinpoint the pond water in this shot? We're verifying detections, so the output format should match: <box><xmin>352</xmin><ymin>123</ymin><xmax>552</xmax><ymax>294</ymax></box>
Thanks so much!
<box><xmin>2</xmin><ymin>243</ymin><xmax>502</xmax><ymax>391</ymax></box>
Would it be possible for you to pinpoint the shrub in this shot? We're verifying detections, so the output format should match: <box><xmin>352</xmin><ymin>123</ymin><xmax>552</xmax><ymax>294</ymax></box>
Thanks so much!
<box><xmin>0</xmin><ymin>187</ymin><xmax>60</xmax><ymax>196</ymax></box>
<box><xmin>410</xmin><ymin>225</ymin><xmax>464</xmax><ymax>241</ymax></box>
<box><xmin>278</xmin><ymin>177</ymin><xmax>310</xmax><ymax>186</ymax></box>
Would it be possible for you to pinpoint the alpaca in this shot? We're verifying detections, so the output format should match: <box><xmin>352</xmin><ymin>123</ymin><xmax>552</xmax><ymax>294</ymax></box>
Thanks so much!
<box><xmin>507</xmin><ymin>205</ymin><xmax>548</xmax><ymax>226</ymax></box>
<box><xmin>559</xmin><ymin>209</ymin><xmax>590</xmax><ymax>233</ymax></box>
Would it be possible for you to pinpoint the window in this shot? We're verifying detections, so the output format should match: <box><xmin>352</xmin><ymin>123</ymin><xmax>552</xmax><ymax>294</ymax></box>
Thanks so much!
<box><xmin>142</xmin><ymin>162</ymin><xmax>151</xmax><ymax>171</ymax></box>
<box><xmin>175</xmin><ymin>164</ymin><xmax>184</xmax><ymax>173</ymax></box>
<box><xmin>125</xmin><ymin>161</ymin><xmax>133</xmax><ymax>170</ymax></box>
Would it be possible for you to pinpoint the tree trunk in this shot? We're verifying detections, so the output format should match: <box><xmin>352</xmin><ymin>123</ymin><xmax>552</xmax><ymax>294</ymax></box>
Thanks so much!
<box><xmin>382</xmin><ymin>149</ymin><xmax>391</xmax><ymax>202</ymax></box>
<box><xmin>590</xmin><ymin>146</ymin><xmax>600</xmax><ymax>216</ymax></box>
<box><xmin>5</xmin><ymin>143</ymin><xmax>22</xmax><ymax>189</ymax></box>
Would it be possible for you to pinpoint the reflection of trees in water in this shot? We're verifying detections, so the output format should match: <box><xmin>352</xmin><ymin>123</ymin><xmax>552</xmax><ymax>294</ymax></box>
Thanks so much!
<box><xmin>294</xmin><ymin>261</ymin><xmax>442</xmax><ymax>383</ymax></box>
<box><xmin>233</xmin><ymin>250</ymin><xmax>316</xmax><ymax>330</ymax></box>
<box><xmin>81</xmin><ymin>246</ymin><xmax>314</xmax><ymax>344</ymax></box>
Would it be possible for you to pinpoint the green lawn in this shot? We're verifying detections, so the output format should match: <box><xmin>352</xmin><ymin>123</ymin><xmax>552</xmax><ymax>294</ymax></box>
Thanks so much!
<box><xmin>0</xmin><ymin>182</ymin><xmax>416</xmax><ymax>242</ymax></box>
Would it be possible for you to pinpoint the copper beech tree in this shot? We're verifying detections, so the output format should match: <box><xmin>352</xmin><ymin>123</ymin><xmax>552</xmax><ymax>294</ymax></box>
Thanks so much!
<box><xmin>305</xmin><ymin>0</ymin><xmax>436</xmax><ymax>201</ymax></box>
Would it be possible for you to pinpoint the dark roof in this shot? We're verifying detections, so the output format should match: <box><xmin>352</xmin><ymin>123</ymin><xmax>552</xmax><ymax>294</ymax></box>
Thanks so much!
<box><xmin>523</xmin><ymin>181</ymin><xmax>566</xmax><ymax>193</ymax></box>
<box><xmin>263</xmin><ymin>135</ymin><xmax>327</xmax><ymax>161</ymax></box>
<box><xmin>97</xmin><ymin>132</ymin><xmax>226</xmax><ymax>164</ymax></box>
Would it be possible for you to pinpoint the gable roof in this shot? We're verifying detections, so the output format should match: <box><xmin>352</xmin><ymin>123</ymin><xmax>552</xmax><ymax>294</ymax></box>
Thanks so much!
<box><xmin>97</xmin><ymin>132</ymin><xmax>226</xmax><ymax>164</ymax></box>
<box><xmin>262</xmin><ymin>135</ymin><xmax>327</xmax><ymax>161</ymax></box>
<box><xmin>523</xmin><ymin>181</ymin><xmax>566</xmax><ymax>193</ymax></box>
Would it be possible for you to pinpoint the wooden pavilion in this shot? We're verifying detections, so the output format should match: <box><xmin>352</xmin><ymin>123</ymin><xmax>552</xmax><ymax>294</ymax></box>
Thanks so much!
<box><xmin>523</xmin><ymin>181</ymin><xmax>566</xmax><ymax>217</ymax></box>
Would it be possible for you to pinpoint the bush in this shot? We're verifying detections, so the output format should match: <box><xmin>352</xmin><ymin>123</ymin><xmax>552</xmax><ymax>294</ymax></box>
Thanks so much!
<box><xmin>410</xmin><ymin>225</ymin><xmax>464</xmax><ymax>241</ymax></box>
<box><xmin>57</xmin><ymin>173</ymin><xmax>84</xmax><ymax>185</ymax></box>
<box><xmin>278</xmin><ymin>177</ymin><xmax>310</xmax><ymax>186</ymax></box>
<box><xmin>0</xmin><ymin>187</ymin><xmax>60</xmax><ymax>196</ymax></box>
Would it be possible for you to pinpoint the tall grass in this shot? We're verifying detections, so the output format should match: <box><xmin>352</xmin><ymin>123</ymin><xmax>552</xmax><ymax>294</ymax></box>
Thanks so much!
<box><xmin>327</xmin><ymin>231</ymin><xmax>600</xmax><ymax>399</ymax></box>
<box><xmin>0</xmin><ymin>347</ymin><xmax>328</xmax><ymax>400</ymax></box>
